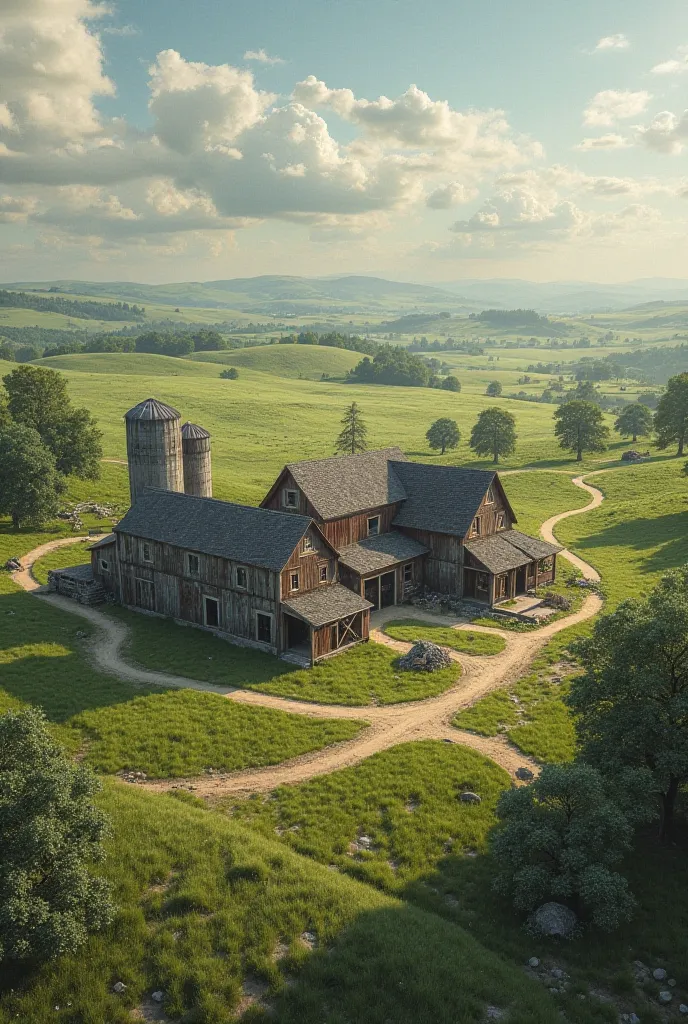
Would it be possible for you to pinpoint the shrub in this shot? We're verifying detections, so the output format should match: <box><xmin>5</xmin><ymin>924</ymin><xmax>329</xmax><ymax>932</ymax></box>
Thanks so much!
<box><xmin>220</xmin><ymin>367</ymin><xmax>239</xmax><ymax>379</ymax></box>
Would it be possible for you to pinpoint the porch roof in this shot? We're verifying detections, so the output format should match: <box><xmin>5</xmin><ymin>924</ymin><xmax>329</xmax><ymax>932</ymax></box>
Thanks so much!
<box><xmin>464</xmin><ymin>530</ymin><xmax>561</xmax><ymax>575</ymax></box>
<box><xmin>338</xmin><ymin>531</ymin><xmax>428</xmax><ymax>577</ymax></box>
<box><xmin>48</xmin><ymin>564</ymin><xmax>95</xmax><ymax>582</ymax></box>
<box><xmin>282</xmin><ymin>584</ymin><xmax>373</xmax><ymax>628</ymax></box>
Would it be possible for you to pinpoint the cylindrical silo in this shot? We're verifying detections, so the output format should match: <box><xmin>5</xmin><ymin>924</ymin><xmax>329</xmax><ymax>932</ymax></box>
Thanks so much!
<box><xmin>181</xmin><ymin>422</ymin><xmax>212</xmax><ymax>498</ymax></box>
<box><xmin>124</xmin><ymin>398</ymin><xmax>184</xmax><ymax>506</ymax></box>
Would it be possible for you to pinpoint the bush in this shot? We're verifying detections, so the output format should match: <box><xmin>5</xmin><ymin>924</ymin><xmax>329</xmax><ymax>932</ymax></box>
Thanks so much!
<box><xmin>220</xmin><ymin>367</ymin><xmax>239</xmax><ymax>380</ymax></box>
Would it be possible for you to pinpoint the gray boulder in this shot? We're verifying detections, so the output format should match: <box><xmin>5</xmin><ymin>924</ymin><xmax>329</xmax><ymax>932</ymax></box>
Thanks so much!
<box><xmin>653</xmin><ymin>968</ymin><xmax>667</xmax><ymax>981</ymax></box>
<box><xmin>398</xmin><ymin>640</ymin><xmax>452</xmax><ymax>672</ymax></box>
<box><xmin>532</xmin><ymin>902</ymin><xmax>578</xmax><ymax>938</ymax></box>
<box><xmin>460</xmin><ymin>791</ymin><xmax>482</xmax><ymax>805</ymax></box>
<box><xmin>515</xmin><ymin>767</ymin><xmax>535</xmax><ymax>781</ymax></box>
<box><xmin>659</xmin><ymin>991</ymin><xmax>673</xmax><ymax>1004</ymax></box>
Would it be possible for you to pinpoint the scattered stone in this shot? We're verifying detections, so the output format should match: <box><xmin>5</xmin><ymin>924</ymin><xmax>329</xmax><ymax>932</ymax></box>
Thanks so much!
<box><xmin>653</xmin><ymin>968</ymin><xmax>667</xmax><ymax>981</ymax></box>
<box><xmin>528</xmin><ymin>957</ymin><xmax>540</xmax><ymax>968</ymax></box>
<box><xmin>678</xmin><ymin>1003</ymin><xmax>688</xmax><ymax>1014</ymax></box>
<box><xmin>551</xmin><ymin>968</ymin><xmax>565</xmax><ymax>980</ymax></box>
<box><xmin>444</xmin><ymin>895</ymin><xmax>459</xmax><ymax>909</ymax></box>
<box><xmin>113</xmin><ymin>981</ymin><xmax>127</xmax><ymax>994</ymax></box>
<box><xmin>632</xmin><ymin>960</ymin><xmax>650</xmax><ymax>982</ymax></box>
<box><xmin>151</xmin><ymin>992</ymin><xmax>164</xmax><ymax>1004</ymax></box>
<box><xmin>515</xmin><ymin>767</ymin><xmax>535</xmax><ymax>781</ymax></box>
<box><xmin>300</xmin><ymin>931</ymin><xmax>317</xmax><ymax>950</ymax></box>
<box><xmin>620</xmin><ymin>1015</ymin><xmax>640</xmax><ymax>1024</ymax></box>
<box><xmin>485</xmin><ymin>1008</ymin><xmax>505</xmax><ymax>1020</ymax></box>
<box><xmin>659</xmin><ymin>990</ymin><xmax>673</xmax><ymax>1004</ymax></box>
<box><xmin>669</xmin><ymin>978</ymin><xmax>677</xmax><ymax>987</ymax></box>
<box><xmin>460</xmin><ymin>792</ymin><xmax>481</xmax><ymax>805</ymax></box>
<box><xmin>398</xmin><ymin>640</ymin><xmax>452</xmax><ymax>672</ymax></box>
<box><xmin>532</xmin><ymin>902</ymin><xmax>578</xmax><ymax>938</ymax></box>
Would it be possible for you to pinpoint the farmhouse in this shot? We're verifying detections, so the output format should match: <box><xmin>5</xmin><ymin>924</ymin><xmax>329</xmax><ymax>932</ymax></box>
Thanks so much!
<box><xmin>51</xmin><ymin>397</ymin><xmax>560</xmax><ymax>666</ymax></box>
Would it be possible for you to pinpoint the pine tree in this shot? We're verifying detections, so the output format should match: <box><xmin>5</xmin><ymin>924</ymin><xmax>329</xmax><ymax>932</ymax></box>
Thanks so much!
<box><xmin>335</xmin><ymin>402</ymin><xmax>368</xmax><ymax>455</ymax></box>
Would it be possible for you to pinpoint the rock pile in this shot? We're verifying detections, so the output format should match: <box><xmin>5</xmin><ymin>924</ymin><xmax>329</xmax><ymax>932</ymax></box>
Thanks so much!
<box><xmin>531</xmin><ymin>902</ymin><xmax>578</xmax><ymax>938</ymax></box>
<box><xmin>398</xmin><ymin>640</ymin><xmax>452</xmax><ymax>672</ymax></box>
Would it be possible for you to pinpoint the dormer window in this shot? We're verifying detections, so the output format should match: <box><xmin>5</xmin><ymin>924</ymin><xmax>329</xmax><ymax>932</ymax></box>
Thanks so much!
<box><xmin>284</xmin><ymin>489</ymin><xmax>299</xmax><ymax>509</ymax></box>
<box><xmin>367</xmin><ymin>516</ymin><xmax>380</xmax><ymax>537</ymax></box>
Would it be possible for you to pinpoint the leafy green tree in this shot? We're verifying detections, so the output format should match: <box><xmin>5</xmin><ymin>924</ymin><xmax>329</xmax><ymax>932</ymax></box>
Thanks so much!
<box><xmin>569</xmin><ymin>565</ymin><xmax>688</xmax><ymax>841</ymax></box>
<box><xmin>654</xmin><ymin>372</ymin><xmax>688</xmax><ymax>456</ymax></box>
<box><xmin>566</xmin><ymin>380</ymin><xmax>600</xmax><ymax>404</ymax></box>
<box><xmin>614</xmin><ymin>403</ymin><xmax>653</xmax><ymax>443</ymax></box>
<box><xmin>491</xmin><ymin>762</ymin><xmax>651</xmax><ymax>931</ymax></box>
<box><xmin>441</xmin><ymin>375</ymin><xmax>461</xmax><ymax>392</ymax></box>
<box><xmin>554</xmin><ymin>400</ymin><xmax>609</xmax><ymax>462</ymax></box>
<box><xmin>0</xmin><ymin>708</ymin><xmax>114</xmax><ymax>963</ymax></box>
<box><xmin>335</xmin><ymin>402</ymin><xmax>368</xmax><ymax>455</ymax></box>
<box><xmin>426</xmin><ymin>418</ymin><xmax>460</xmax><ymax>455</ymax></box>
<box><xmin>220</xmin><ymin>367</ymin><xmax>239</xmax><ymax>380</ymax></box>
<box><xmin>2</xmin><ymin>365</ymin><xmax>102</xmax><ymax>479</ymax></box>
<box><xmin>0</xmin><ymin>423</ymin><xmax>64</xmax><ymax>528</ymax></box>
<box><xmin>469</xmin><ymin>407</ymin><xmax>516</xmax><ymax>464</ymax></box>
<box><xmin>485</xmin><ymin>380</ymin><xmax>502</xmax><ymax>397</ymax></box>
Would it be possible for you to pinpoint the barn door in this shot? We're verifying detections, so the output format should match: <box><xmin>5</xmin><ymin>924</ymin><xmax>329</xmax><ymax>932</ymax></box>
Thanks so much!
<box><xmin>135</xmin><ymin>578</ymin><xmax>155</xmax><ymax>611</ymax></box>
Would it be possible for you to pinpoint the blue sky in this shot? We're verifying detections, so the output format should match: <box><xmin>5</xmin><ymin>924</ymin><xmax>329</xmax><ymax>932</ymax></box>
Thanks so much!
<box><xmin>2</xmin><ymin>0</ymin><xmax>688</xmax><ymax>283</ymax></box>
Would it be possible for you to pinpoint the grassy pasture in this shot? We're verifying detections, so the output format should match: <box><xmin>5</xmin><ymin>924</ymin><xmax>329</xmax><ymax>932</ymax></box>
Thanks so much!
<box><xmin>190</xmin><ymin>342</ymin><xmax>362</xmax><ymax>379</ymax></box>
<box><xmin>383</xmin><ymin>620</ymin><xmax>506</xmax><ymax>655</ymax></box>
<box><xmin>0</xmin><ymin>780</ymin><xmax>560</xmax><ymax>1024</ymax></box>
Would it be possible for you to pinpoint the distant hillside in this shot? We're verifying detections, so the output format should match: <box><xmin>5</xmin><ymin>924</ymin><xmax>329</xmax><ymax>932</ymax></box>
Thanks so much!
<box><xmin>191</xmin><ymin>343</ymin><xmax>361</xmax><ymax>379</ymax></box>
<box><xmin>0</xmin><ymin>289</ymin><xmax>144</xmax><ymax>321</ymax></box>
<box><xmin>32</xmin><ymin>352</ymin><xmax>226</xmax><ymax>378</ymax></box>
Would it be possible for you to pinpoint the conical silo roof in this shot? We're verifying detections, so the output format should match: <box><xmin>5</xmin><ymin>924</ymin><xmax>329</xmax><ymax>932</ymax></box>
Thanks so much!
<box><xmin>124</xmin><ymin>398</ymin><xmax>181</xmax><ymax>422</ymax></box>
<box><xmin>181</xmin><ymin>422</ymin><xmax>211</xmax><ymax>439</ymax></box>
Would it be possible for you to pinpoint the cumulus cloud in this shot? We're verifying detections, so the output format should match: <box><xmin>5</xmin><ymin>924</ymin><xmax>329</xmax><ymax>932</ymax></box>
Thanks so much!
<box><xmin>0</xmin><ymin>194</ymin><xmax>37</xmax><ymax>222</ymax></box>
<box><xmin>426</xmin><ymin>182</ymin><xmax>476</xmax><ymax>208</ymax></box>
<box><xmin>243</xmin><ymin>48</ymin><xmax>284</xmax><ymax>64</ymax></box>
<box><xmin>595</xmin><ymin>34</ymin><xmax>629</xmax><ymax>50</ymax></box>
<box><xmin>636</xmin><ymin>110</ymin><xmax>688</xmax><ymax>154</ymax></box>
<box><xmin>583</xmin><ymin>89</ymin><xmax>651</xmax><ymax>126</ymax></box>
<box><xmin>575</xmin><ymin>133</ymin><xmax>631</xmax><ymax>150</ymax></box>
<box><xmin>650</xmin><ymin>46</ymin><xmax>688</xmax><ymax>75</ymax></box>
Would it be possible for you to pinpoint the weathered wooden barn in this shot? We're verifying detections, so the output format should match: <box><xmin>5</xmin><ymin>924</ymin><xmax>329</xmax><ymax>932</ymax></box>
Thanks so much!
<box><xmin>76</xmin><ymin>398</ymin><xmax>562</xmax><ymax>666</ymax></box>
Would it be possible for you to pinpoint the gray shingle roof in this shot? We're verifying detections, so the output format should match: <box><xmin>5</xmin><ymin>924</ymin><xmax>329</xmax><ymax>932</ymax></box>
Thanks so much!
<box><xmin>181</xmin><ymin>422</ymin><xmax>211</xmax><ymax>439</ymax></box>
<box><xmin>391</xmin><ymin>462</ymin><xmax>497</xmax><ymax>536</ymax></box>
<box><xmin>48</xmin><ymin>564</ymin><xmax>94</xmax><ymax>581</ymax></box>
<box><xmin>124</xmin><ymin>398</ymin><xmax>180</xmax><ymax>422</ymax></box>
<box><xmin>464</xmin><ymin>530</ymin><xmax>561</xmax><ymax>575</ymax></box>
<box><xmin>88</xmin><ymin>533</ymin><xmax>115</xmax><ymax>550</ymax></box>
<box><xmin>114</xmin><ymin>489</ymin><xmax>313</xmax><ymax>571</ymax></box>
<box><xmin>285</xmin><ymin>447</ymin><xmax>408</xmax><ymax>519</ymax></box>
<box><xmin>339</xmin><ymin>531</ymin><xmax>429</xmax><ymax>576</ymax></box>
<box><xmin>282</xmin><ymin>583</ymin><xmax>373</xmax><ymax>628</ymax></box>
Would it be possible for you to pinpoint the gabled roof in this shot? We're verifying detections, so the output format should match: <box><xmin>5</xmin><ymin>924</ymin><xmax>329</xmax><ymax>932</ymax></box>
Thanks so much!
<box><xmin>464</xmin><ymin>530</ymin><xmax>561</xmax><ymax>575</ymax></box>
<box><xmin>88</xmin><ymin>533</ymin><xmax>116</xmax><ymax>550</ymax></box>
<box><xmin>282</xmin><ymin>583</ymin><xmax>373</xmax><ymax>628</ymax></box>
<box><xmin>391</xmin><ymin>462</ymin><xmax>506</xmax><ymax>537</ymax></box>
<box><xmin>264</xmin><ymin>447</ymin><xmax>408</xmax><ymax>520</ymax></box>
<box><xmin>338</xmin><ymin>531</ymin><xmax>429</xmax><ymax>576</ymax></box>
<box><xmin>114</xmin><ymin>489</ymin><xmax>317</xmax><ymax>572</ymax></box>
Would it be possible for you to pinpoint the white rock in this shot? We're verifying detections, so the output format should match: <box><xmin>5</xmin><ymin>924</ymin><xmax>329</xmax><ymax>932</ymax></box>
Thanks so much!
<box><xmin>113</xmin><ymin>982</ymin><xmax>127</xmax><ymax>994</ymax></box>
<box><xmin>659</xmin><ymin>990</ymin><xmax>673</xmax><ymax>1004</ymax></box>
<box><xmin>678</xmin><ymin>1004</ymin><xmax>688</xmax><ymax>1015</ymax></box>
<box><xmin>528</xmin><ymin>957</ymin><xmax>540</xmax><ymax>968</ymax></box>
<box><xmin>151</xmin><ymin>991</ymin><xmax>164</xmax><ymax>1003</ymax></box>
<box><xmin>653</xmin><ymin>968</ymin><xmax>667</xmax><ymax>981</ymax></box>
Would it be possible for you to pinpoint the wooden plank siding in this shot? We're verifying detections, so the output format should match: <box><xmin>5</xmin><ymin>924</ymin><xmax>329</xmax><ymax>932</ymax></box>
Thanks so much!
<box><xmin>467</xmin><ymin>490</ymin><xmax>514</xmax><ymax>540</ymax></box>
<box><xmin>91</xmin><ymin>542</ymin><xmax>117</xmax><ymax>596</ymax></box>
<box><xmin>400</xmin><ymin>527</ymin><xmax>463</xmax><ymax>596</ymax></box>
<box><xmin>311</xmin><ymin>610</ymin><xmax>370</xmax><ymax>661</ymax></box>
<box><xmin>280</xmin><ymin>525</ymin><xmax>338</xmax><ymax>600</ymax></box>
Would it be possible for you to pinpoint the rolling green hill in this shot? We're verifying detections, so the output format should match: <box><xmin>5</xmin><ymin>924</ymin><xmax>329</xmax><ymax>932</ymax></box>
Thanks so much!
<box><xmin>33</xmin><ymin>351</ymin><xmax>227</xmax><ymax>378</ymax></box>
<box><xmin>191</xmin><ymin>343</ymin><xmax>361</xmax><ymax>379</ymax></box>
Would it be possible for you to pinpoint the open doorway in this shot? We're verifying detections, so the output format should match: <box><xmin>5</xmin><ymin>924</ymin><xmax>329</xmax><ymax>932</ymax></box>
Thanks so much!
<box><xmin>285</xmin><ymin>613</ymin><xmax>310</xmax><ymax>650</ymax></box>
<box><xmin>204</xmin><ymin>596</ymin><xmax>220</xmax><ymax>628</ymax></box>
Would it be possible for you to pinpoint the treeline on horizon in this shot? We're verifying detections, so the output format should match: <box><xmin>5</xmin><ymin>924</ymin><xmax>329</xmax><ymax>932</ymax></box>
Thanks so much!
<box><xmin>0</xmin><ymin>289</ymin><xmax>145</xmax><ymax>321</ymax></box>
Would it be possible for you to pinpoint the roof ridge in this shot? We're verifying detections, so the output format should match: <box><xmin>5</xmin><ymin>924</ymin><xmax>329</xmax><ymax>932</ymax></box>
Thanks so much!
<box><xmin>137</xmin><ymin>487</ymin><xmax>313</xmax><ymax>526</ymax></box>
<box><xmin>287</xmin><ymin>446</ymin><xmax>406</xmax><ymax>470</ymax></box>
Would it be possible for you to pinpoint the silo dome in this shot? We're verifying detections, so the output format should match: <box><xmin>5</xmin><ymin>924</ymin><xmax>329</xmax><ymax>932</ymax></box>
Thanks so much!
<box><xmin>181</xmin><ymin>422</ymin><xmax>212</xmax><ymax>498</ymax></box>
<box><xmin>124</xmin><ymin>398</ymin><xmax>184</xmax><ymax>506</ymax></box>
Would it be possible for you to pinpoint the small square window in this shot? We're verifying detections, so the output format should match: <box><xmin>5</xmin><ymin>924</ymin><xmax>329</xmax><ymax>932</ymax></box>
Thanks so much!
<box><xmin>285</xmin><ymin>489</ymin><xmax>299</xmax><ymax>508</ymax></box>
<box><xmin>188</xmin><ymin>553</ymin><xmax>200</xmax><ymax>576</ymax></box>
<box><xmin>290</xmin><ymin>571</ymin><xmax>300</xmax><ymax>591</ymax></box>
<box><xmin>236</xmin><ymin>566</ymin><xmax>248</xmax><ymax>589</ymax></box>
<box><xmin>303</xmin><ymin>535</ymin><xmax>314</xmax><ymax>552</ymax></box>
<box><xmin>142</xmin><ymin>542</ymin><xmax>152</xmax><ymax>562</ymax></box>
<box><xmin>403</xmin><ymin>563</ymin><xmax>413</xmax><ymax>584</ymax></box>
<box><xmin>100</xmin><ymin>559</ymin><xmax>109</xmax><ymax>572</ymax></box>
<box><xmin>367</xmin><ymin>516</ymin><xmax>380</xmax><ymax>537</ymax></box>
<box><xmin>319</xmin><ymin>564</ymin><xmax>328</xmax><ymax>584</ymax></box>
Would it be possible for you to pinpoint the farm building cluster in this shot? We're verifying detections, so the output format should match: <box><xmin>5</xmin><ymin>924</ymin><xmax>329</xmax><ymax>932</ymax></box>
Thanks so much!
<box><xmin>49</xmin><ymin>398</ymin><xmax>561</xmax><ymax>665</ymax></box>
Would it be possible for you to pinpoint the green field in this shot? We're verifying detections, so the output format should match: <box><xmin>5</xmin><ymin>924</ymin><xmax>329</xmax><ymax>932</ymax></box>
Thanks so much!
<box><xmin>191</xmin><ymin>343</ymin><xmax>362</xmax><ymax>379</ymax></box>
<box><xmin>383</xmin><ymin>620</ymin><xmax>506</xmax><ymax>655</ymax></box>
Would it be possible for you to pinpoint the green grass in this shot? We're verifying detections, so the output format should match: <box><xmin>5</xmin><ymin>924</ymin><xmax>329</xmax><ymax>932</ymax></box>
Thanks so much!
<box><xmin>72</xmin><ymin>689</ymin><xmax>365</xmax><ymax>778</ymax></box>
<box><xmin>244</xmin><ymin>641</ymin><xmax>461</xmax><ymax>706</ymax></box>
<box><xmin>0</xmin><ymin>781</ymin><xmax>561</xmax><ymax>1024</ymax></box>
<box><xmin>383</xmin><ymin>619</ymin><xmax>506</xmax><ymax>655</ymax></box>
<box><xmin>190</xmin><ymin>343</ymin><xmax>362</xmax><ymax>379</ymax></box>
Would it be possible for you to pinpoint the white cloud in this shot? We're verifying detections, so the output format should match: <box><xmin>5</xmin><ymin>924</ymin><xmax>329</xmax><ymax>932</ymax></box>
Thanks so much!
<box><xmin>575</xmin><ymin>133</ymin><xmax>631</xmax><ymax>150</ymax></box>
<box><xmin>583</xmin><ymin>89</ymin><xmax>651</xmax><ymax>127</ymax></box>
<box><xmin>0</xmin><ymin>194</ymin><xmax>37</xmax><ymax>222</ymax></box>
<box><xmin>595</xmin><ymin>34</ymin><xmax>630</xmax><ymax>51</ymax></box>
<box><xmin>636</xmin><ymin>109</ymin><xmax>688</xmax><ymax>154</ymax></box>
<box><xmin>102</xmin><ymin>23</ymin><xmax>140</xmax><ymax>37</ymax></box>
<box><xmin>426</xmin><ymin>182</ymin><xmax>476</xmax><ymax>208</ymax></box>
<box><xmin>243</xmin><ymin>48</ymin><xmax>284</xmax><ymax>65</ymax></box>
<box><xmin>650</xmin><ymin>46</ymin><xmax>688</xmax><ymax>75</ymax></box>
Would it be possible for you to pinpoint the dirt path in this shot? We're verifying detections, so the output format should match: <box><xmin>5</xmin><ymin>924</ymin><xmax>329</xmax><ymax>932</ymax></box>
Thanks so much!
<box><xmin>12</xmin><ymin>476</ymin><xmax>603</xmax><ymax>793</ymax></box>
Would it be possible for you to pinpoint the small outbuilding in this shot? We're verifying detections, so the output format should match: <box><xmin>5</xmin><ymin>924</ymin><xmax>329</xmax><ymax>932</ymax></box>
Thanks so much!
<box><xmin>47</xmin><ymin>564</ymin><xmax>106</xmax><ymax>605</ymax></box>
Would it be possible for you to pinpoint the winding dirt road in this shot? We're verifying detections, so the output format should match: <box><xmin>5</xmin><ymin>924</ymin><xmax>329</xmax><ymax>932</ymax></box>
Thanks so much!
<box><xmin>12</xmin><ymin>475</ymin><xmax>604</xmax><ymax>795</ymax></box>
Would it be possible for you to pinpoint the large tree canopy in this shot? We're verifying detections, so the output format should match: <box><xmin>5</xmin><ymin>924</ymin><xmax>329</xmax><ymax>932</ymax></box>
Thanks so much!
<box><xmin>569</xmin><ymin>565</ymin><xmax>688</xmax><ymax>840</ymax></box>
<box><xmin>0</xmin><ymin>708</ymin><xmax>114</xmax><ymax>964</ymax></box>
<box><xmin>614</xmin><ymin>402</ymin><xmax>653</xmax><ymax>443</ymax></box>
<box><xmin>2</xmin><ymin>364</ymin><xmax>102</xmax><ymax>479</ymax></box>
<box><xmin>654</xmin><ymin>372</ymin><xmax>688</xmax><ymax>456</ymax></box>
<box><xmin>554</xmin><ymin>400</ymin><xmax>609</xmax><ymax>461</ymax></box>
<box><xmin>426</xmin><ymin>418</ymin><xmax>460</xmax><ymax>454</ymax></box>
<box><xmin>0</xmin><ymin>423</ymin><xmax>64</xmax><ymax>529</ymax></box>
<box><xmin>469</xmin><ymin>407</ymin><xmax>516</xmax><ymax>464</ymax></box>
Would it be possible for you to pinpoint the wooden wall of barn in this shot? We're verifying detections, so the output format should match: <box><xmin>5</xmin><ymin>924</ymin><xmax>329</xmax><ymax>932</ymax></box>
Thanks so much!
<box><xmin>280</xmin><ymin>525</ymin><xmax>338</xmax><ymax>599</ymax></box>
<box><xmin>91</xmin><ymin>542</ymin><xmax>117</xmax><ymax>595</ymax></box>
<box><xmin>311</xmin><ymin>610</ymin><xmax>369</xmax><ymax>661</ymax></box>
<box><xmin>472</xmin><ymin>488</ymin><xmax>513</xmax><ymax>535</ymax></box>
<box><xmin>114</xmin><ymin>533</ymin><xmax>280</xmax><ymax>651</ymax></box>
<box><xmin>398</xmin><ymin>527</ymin><xmax>462</xmax><ymax>595</ymax></box>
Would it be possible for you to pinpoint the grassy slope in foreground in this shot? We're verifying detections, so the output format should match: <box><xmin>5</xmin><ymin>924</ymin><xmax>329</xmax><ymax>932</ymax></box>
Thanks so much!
<box><xmin>0</xmin><ymin>782</ymin><xmax>557</xmax><ymax>1024</ymax></box>
<box><xmin>190</xmin><ymin>342</ymin><xmax>362</xmax><ymax>379</ymax></box>
<box><xmin>383</xmin><ymin>620</ymin><xmax>506</xmax><ymax>655</ymax></box>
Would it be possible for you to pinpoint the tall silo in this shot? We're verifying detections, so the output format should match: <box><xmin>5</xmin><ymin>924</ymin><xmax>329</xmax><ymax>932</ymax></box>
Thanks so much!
<box><xmin>181</xmin><ymin>422</ymin><xmax>212</xmax><ymax>498</ymax></box>
<box><xmin>124</xmin><ymin>398</ymin><xmax>184</xmax><ymax>506</ymax></box>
